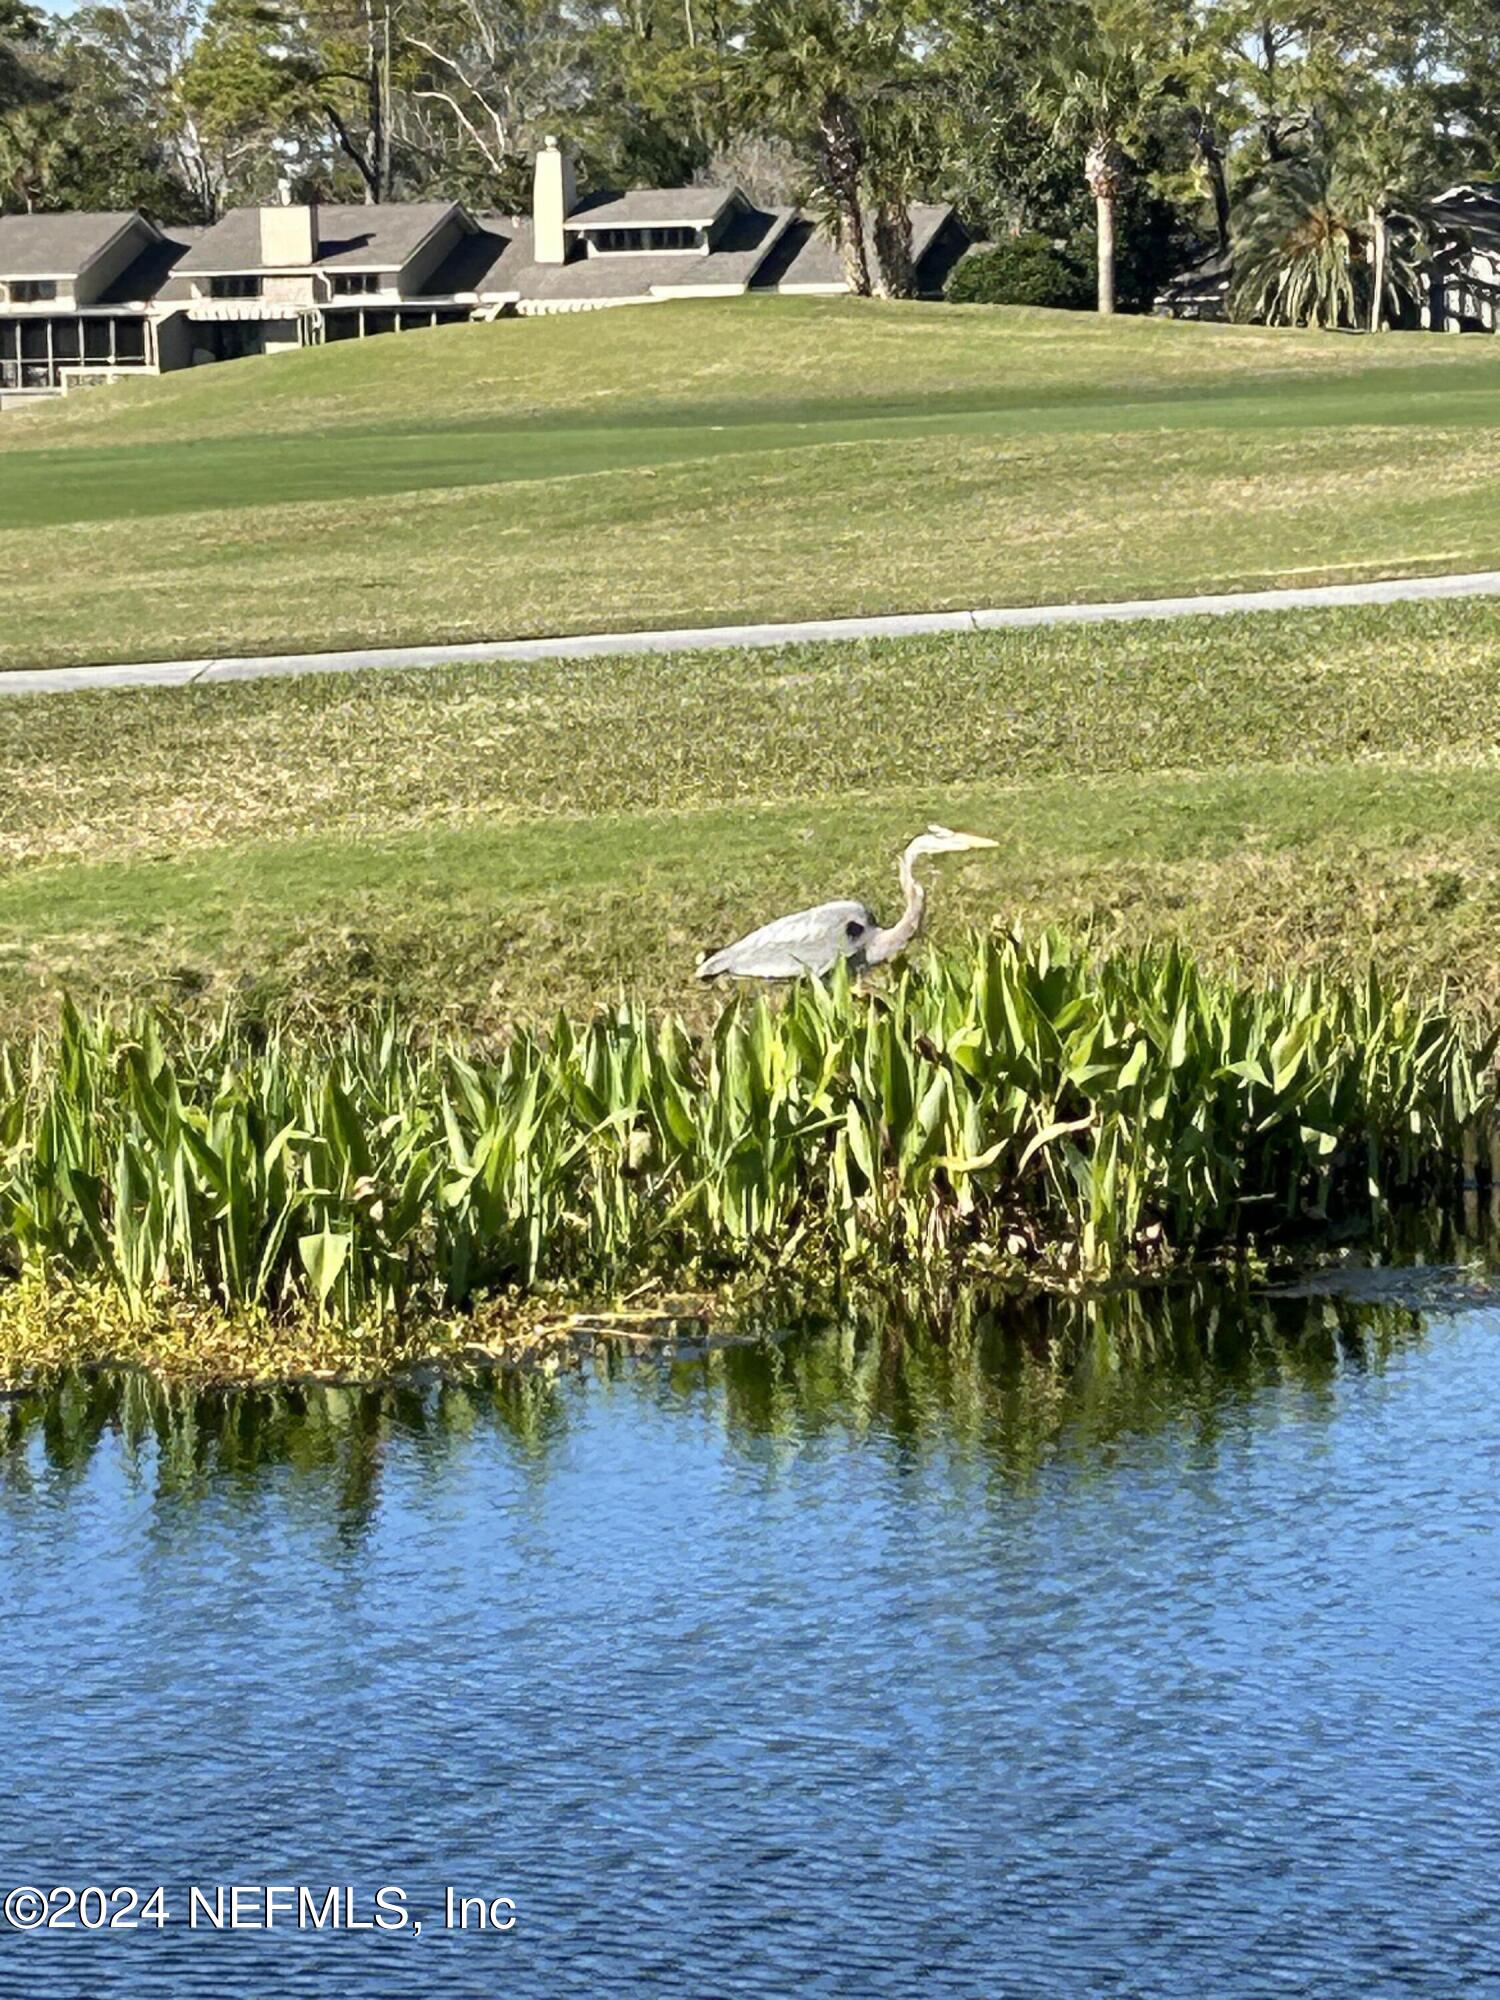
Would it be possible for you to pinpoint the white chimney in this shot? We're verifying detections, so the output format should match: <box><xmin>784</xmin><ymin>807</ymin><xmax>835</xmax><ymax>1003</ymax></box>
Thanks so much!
<box><xmin>533</xmin><ymin>136</ymin><xmax>576</xmax><ymax>265</ymax></box>
<box><xmin>260</xmin><ymin>184</ymin><xmax>319</xmax><ymax>268</ymax></box>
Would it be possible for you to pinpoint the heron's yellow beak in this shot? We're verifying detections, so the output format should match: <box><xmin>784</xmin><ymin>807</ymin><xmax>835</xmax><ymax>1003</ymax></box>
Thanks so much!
<box><xmin>921</xmin><ymin>823</ymin><xmax>999</xmax><ymax>854</ymax></box>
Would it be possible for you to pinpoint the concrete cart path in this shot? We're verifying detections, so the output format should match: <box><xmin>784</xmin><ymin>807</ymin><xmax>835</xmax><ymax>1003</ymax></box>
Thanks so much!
<box><xmin>8</xmin><ymin>567</ymin><xmax>1500</xmax><ymax>698</ymax></box>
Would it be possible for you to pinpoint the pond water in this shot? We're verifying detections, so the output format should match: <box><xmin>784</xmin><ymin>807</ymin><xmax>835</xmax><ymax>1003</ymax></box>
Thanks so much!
<box><xmin>5</xmin><ymin>1268</ymin><xmax>1500</xmax><ymax>1998</ymax></box>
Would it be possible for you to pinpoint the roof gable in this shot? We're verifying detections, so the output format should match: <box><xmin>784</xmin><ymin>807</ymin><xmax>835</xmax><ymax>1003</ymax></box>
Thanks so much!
<box><xmin>0</xmin><ymin>211</ymin><xmax>151</xmax><ymax>280</ymax></box>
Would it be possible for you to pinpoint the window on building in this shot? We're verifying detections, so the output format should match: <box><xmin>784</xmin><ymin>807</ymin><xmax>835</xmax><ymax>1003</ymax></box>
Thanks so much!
<box><xmin>591</xmin><ymin>225</ymin><xmax>698</xmax><ymax>253</ymax></box>
<box><xmin>10</xmin><ymin>280</ymin><xmax>58</xmax><ymax>303</ymax></box>
<box><xmin>330</xmin><ymin>271</ymin><xmax>380</xmax><ymax>295</ymax></box>
<box><xmin>114</xmin><ymin>318</ymin><xmax>146</xmax><ymax>363</ymax></box>
<box><xmin>209</xmin><ymin>275</ymin><xmax>262</xmax><ymax>299</ymax></box>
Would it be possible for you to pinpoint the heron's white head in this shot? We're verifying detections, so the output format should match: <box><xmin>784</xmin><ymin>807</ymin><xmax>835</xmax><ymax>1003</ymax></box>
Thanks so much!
<box><xmin>893</xmin><ymin>824</ymin><xmax>998</xmax><ymax>900</ymax></box>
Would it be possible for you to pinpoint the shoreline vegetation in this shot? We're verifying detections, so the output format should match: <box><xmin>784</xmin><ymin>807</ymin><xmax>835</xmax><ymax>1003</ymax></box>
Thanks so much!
<box><xmin>0</xmin><ymin>935</ymin><xmax>1488</xmax><ymax>1389</ymax></box>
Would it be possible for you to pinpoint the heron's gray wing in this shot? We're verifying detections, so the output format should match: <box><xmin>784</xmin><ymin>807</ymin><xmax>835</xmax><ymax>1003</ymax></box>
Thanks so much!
<box><xmin>697</xmin><ymin>901</ymin><xmax>876</xmax><ymax>979</ymax></box>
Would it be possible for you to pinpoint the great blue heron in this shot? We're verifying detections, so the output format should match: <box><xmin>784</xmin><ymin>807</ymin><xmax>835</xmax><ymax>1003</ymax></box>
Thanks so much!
<box><xmin>696</xmin><ymin>825</ymin><xmax>998</xmax><ymax>981</ymax></box>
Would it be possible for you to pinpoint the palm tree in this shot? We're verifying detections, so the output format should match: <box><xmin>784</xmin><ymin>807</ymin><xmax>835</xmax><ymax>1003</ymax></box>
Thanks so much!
<box><xmin>1231</xmin><ymin>156</ymin><xmax>1361</xmax><ymax>327</ymax></box>
<box><xmin>742</xmin><ymin>0</ymin><xmax>926</xmax><ymax>299</ymax></box>
<box><xmin>744</xmin><ymin>0</ymin><xmax>879</xmax><ymax>295</ymax></box>
<box><xmin>1342</xmin><ymin>111</ymin><xmax>1437</xmax><ymax>334</ymax></box>
<box><xmin>1231</xmin><ymin>152</ymin><xmax>1423</xmax><ymax>331</ymax></box>
<box><xmin>863</xmin><ymin>84</ymin><xmax>925</xmax><ymax>298</ymax></box>
<box><xmin>1030</xmin><ymin>24</ymin><xmax>1165</xmax><ymax>315</ymax></box>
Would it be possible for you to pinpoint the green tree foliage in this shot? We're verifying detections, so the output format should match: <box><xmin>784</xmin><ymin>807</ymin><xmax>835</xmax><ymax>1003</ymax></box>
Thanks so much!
<box><xmin>1229</xmin><ymin>149</ymin><xmax>1423</xmax><ymax>328</ymax></box>
<box><xmin>0</xmin><ymin>0</ymin><xmax>1496</xmax><ymax>329</ymax></box>
<box><xmin>176</xmin><ymin>0</ymin><xmax>298</xmax><ymax>208</ymax></box>
<box><xmin>64</xmin><ymin>0</ymin><xmax>234</xmax><ymax>215</ymax></box>
<box><xmin>0</xmin><ymin>0</ymin><xmax>57</xmax><ymax>204</ymax></box>
<box><xmin>1</xmin><ymin>2</ymin><xmax>208</xmax><ymax>215</ymax></box>
<box><xmin>916</xmin><ymin>0</ymin><xmax>1076</xmax><ymax>240</ymax></box>
<box><xmin>579</xmin><ymin>1</ymin><xmax>737</xmax><ymax>190</ymax></box>
<box><xmin>945</xmin><ymin>232</ymin><xmax>1093</xmax><ymax>306</ymax></box>
<box><xmin>1</xmin><ymin>0</ymin><xmax>46</xmax><ymax>114</ymax></box>
<box><xmin>1029</xmin><ymin>12</ymin><xmax>1174</xmax><ymax>314</ymax></box>
<box><xmin>1231</xmin><ymin>153</ymin><xmax>1363</xmax><ymax>325</ymax></box>
<box><xmin>739</xmin><ymin>0</ymin><xmax>934</xmax><ymax>296</ymax></box>
<box><xmin>1227</xmin><ymin>61</ymin><xmax>1445</xmax><ymax>333</ymax></box>
<box><xmin>1437</xmin><ymin>0</ymin><xmax>1500</xmax><ymax>173</ymax></box>
<box><xmin>1339</xmin><ymin>85</ymin><xmax>1446</xmax><ymax>330</ymax></box>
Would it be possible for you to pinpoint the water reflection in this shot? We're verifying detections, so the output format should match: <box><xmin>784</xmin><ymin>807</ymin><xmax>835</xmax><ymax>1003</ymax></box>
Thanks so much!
<box><xmin>7</xmin><ymin>1259</ymin><xmax>1500</xmax><ymax>1999</ymax></box>
<box><xmin>0</xmin><ymin>1270</ymin><xmax>1456</xmax><ymax>1528</ymax></box>
<box><xmin>695</xmin><ymin>1275</ymin><xmax>1441</xmax><ymax>1476</ymax></box>
<box><xmin>1</xmin><ymin>1367</ymin><xmax>562</xmax><ymax>1531</ymax></box>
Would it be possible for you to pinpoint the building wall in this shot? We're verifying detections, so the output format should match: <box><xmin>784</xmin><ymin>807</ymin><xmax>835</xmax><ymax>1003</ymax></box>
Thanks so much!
<box><xmin>154</xmin><ymin>309</ymin><xmax>195</xmax><ymax>373</ymax></box>
<box><xmin>1426</xmin><ymin>252</ymin><xmax>1500</xmax><ymax>332</ymax></box>
<box><xmin>262</xmin><ymin>272</ymin><xmax>316</xmax><ymax>309</ymax></box>
<box><xmin>260</xmin><ymin>316</ymin><xmax>306</xmax><ymax>354</ymax></box>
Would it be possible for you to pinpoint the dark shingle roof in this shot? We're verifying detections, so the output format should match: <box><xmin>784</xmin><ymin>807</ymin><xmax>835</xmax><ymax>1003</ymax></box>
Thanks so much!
<box><xmin>462</xmin><ymin>205</ymin><xmax>792</xmax><ymax>303</ymax></box>
<box><xmin>177</xmin><ymin>203</ymin><xmax>458</xmax><ymax>275</ymax></box>
<box><xmin>0</xmin><ymin>192</ymin><xmax>964</xmax><ymax>309</ymax></box>
<box><xmin>1429</xmin><ymin>183</ymin><xmax>1500</xmax><ymax>261</ymax></box>
<box><xmin>563</xmin><ymin>187</ymin><xmax>736</xmax><ymax>230</ymax></box>
<box><xmin>754</xmin><ymin>205</ymin><xmax>959</xmax><ymax>291</ymax></box>
<box><xmin>0</xmin><ymin>211</ymin><xmax>146</xmax><ymax>279</ymax></box>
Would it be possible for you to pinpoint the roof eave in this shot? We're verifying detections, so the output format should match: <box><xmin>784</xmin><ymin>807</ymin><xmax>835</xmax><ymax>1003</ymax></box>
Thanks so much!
<box><xmin>183</xmin><ymin>261</ymin><xmax>406</xmax><ymax>278</ymax></box>
<box><xmin>564</xmin><ymin>191</ymin><xmax>733</xmax><ymax>232</ymax></box>
<box><xmin>565</xmin><ymin>216</ymin><xmax>724</xmax><ymax>231</ymax></box>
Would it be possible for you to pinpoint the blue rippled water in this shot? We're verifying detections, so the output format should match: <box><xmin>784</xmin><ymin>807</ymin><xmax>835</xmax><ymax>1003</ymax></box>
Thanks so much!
<box><xmin>4</xmin><ymin>1282</ymin><xmax>1500</xmax><ymax>1998</ymax></box>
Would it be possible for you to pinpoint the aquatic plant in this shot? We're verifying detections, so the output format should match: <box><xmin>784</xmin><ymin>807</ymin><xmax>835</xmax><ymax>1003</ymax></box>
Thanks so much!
<box><xmin>0</xmin><ymin>935</ymin><xmax>1487</xmax><ymax>1330</ymax></box>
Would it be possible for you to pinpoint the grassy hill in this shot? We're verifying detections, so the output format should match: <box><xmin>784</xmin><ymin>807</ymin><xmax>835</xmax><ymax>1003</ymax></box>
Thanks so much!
<box><xmin>8</xmin><ymin>297</ymin><xmax>1500</xmax><ymax>1032</ymax></box>
<box><xmin>4</xmin><ymin>595</ymin><xmax>1500</xmax><ymax>1031</ymax></box>
<box><xmin>5</xmin><ymin>296</ymin><xmax>1500</xmax><ymax>671</ymax></box>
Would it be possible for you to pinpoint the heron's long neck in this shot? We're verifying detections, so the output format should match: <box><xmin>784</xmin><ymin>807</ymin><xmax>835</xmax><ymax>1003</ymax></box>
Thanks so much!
<box><xmin>865</xmin><ymin>849</ymin><xmax>925</xmax><ymax>965</ymax></box>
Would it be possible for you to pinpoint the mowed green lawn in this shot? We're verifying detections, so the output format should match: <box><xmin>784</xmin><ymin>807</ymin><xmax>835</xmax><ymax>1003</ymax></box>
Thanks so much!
<box><xmin>5</xmin><ymin>297</ymin><xmax>1500</xmax><ymax>669</ymax></box>
<box><xmin>3</xmin><ymin>596</ymin><xmax>1500</xmax><ymax>1030</ymax></box>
